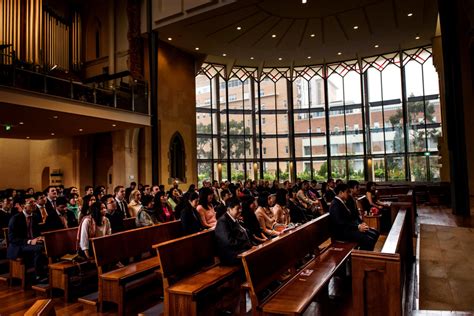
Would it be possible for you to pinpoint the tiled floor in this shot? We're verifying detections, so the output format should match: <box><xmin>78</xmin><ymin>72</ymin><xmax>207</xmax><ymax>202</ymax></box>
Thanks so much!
<box><xmin>419</xmin><ymin>224</ymin><xmax>474</xmax><ymax>312</ymax></box>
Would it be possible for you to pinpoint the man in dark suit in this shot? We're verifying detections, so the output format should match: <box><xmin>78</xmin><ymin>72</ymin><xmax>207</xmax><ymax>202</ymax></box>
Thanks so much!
<box><xmin>215</xmin><ymin>189</ymin><xmax>232</xmax><ymax>219</ymax></box>
<box><xmin>44</xmin><ymin>196</ymin><xmax>78</xmax><ymax>231</ymax></box>
<box><xmin>215</xmin><ymin>199</ymin><xmax>253</xmax><ymax>265</ymax></box>
<box><xmin>329</xmin><ymin>183</ymin><xmax>378</xmax><ymax>251</ymax></box>
<box><xmin>43</xmin><ymin>186</ymin><xmax>57</xmax><ymax>216</ymax></box>
<box><xmin>7</xmin><ymin>197</ymin><xmax>47</xmax><ymax>282</ymax></box>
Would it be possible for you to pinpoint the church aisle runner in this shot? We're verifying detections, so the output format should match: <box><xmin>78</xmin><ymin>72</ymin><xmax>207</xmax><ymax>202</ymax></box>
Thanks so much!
<box><xmin>419</xmin><ymin>224</ymin><xmax>474</xmax><ymax>312</ymax></box>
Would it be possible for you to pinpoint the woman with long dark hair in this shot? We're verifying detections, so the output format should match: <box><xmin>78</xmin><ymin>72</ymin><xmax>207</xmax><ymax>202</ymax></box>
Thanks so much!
<box><xmin>255</xmin><ymin>193</ymin><xmax>279</xmax><ymax>237</ymax></box>
<box><xmin>196</xmin><ymin>187</ymin><xmax>217</xmax><ymax>228</ymax></box>
<box><xmin>273</xmin><ymin>188</ymin><xmax>290</xmax><ymax>226</ymax></box>
<box><xmin>79</xmin><ymin>194</ymin><xmax>96</xmax><ymax>222</ymax></box>
<box><xmin>241</xmin><ymin>196</ymin><xmax>267</xmax><ymax>244</ymax></box>
<box><xmin>154</xmin><ymin>191</ymin><xmax>175</xmax><ymax>223</ymax></box>
<box><xmin>77</xmin><ymin>201</ymin><xmax>111</xmax><ymax>259</ymax></box>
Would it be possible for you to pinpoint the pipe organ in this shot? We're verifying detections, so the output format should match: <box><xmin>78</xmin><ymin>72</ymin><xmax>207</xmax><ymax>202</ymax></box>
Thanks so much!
<box><xmin>0</xmin><ymin>0</ymin><xmax>81</xmax><ymax>70</ymax></box>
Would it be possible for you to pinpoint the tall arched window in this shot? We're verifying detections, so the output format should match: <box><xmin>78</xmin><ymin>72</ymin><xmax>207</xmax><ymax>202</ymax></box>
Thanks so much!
<box><xmin>170</xmin><ymin>132</ymin><xmax>186</xmax><ymax>182</ymax></box>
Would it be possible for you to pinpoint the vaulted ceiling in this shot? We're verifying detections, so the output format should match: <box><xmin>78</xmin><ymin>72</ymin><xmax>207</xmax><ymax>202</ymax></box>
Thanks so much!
<box><xmin>156</xmin><ymin>0</ymin><xmax>438</xmax><ymax>67</ymax></box>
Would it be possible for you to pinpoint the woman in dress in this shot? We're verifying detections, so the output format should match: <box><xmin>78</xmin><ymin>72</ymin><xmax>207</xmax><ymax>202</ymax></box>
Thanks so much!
<box><xmin>77</xmin><ymin>201</ymin><xmax>111</xmax><ymax>259</ymax></box>
<box><xmin>196</xmin><ymin>187</ymin><xmax>217</xmax><ymax>228</ymax></box>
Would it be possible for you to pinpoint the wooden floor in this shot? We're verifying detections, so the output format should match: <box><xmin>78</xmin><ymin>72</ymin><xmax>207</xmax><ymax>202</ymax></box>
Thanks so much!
<box><xmin>0</xmin><ymin>203</ymin><xmax>471</xmax><ymax>316</ymax></box>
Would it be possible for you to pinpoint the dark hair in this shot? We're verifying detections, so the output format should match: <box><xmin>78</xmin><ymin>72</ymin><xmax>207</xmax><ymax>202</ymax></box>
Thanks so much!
<box><xmin>257</xmin><ymin>192</ymin><xmax>269</xmax><ymax>208</ymax></box>
<box><xmin>90</xmin><ymin>201</ymin><xmax>104</xmax><ymax>226</ymax></box>
<box><xmin>81</xmin><ymin>194</ymin><xmax>96</xmax><ymax>216</ymax></box>
<box><xmin>130</xmin><ymin>182</ymin><xmax>137</xmax><ymax>186</ymax></box>
<box><xmin>56</xmin><ymin>196</ymin><xmax>68</xmax><ymax>207</ymax></box>
<box><xmin>220</xmin><ymin>189</ymin><xmax>231</xmax><ymax>199</ymax></box>
<box><xmin>275</xmin><ymin>188</ymin><xmax>288</xmax><ymax>206</ymax></box>
<box><xmin>335</xmin><ymin>183</ymin><xmax>349</xmax><ymax>195</ymax></box>
<box><xmin>228</xmin><ymin>198</ymin><xmax>241</xmax><ymax>210</ymax></box>
<box><xmin>68</xmin><ymin>193</ymin><xmax>79</xmax><ymax>200</ymax></box>
<box><xmin>114</xmin><ymin>185</ymin><xmax>124</xmax><ymax>194</ymax></box>
<box><xmin>84</xmin><ymin>185</ymin><xmax>93</xmax><ymax>192</ymax></box>
<box><xmin>188</xmin><ymin>191</ymin><xmax>199</xmax><ymax>201</ymax></box>
<box><xmin>321</xmin><ymin>182</ymin><xmax>328</xmax><ymax>194</ymax></box>
<box><xmin>142</xmin><ymin>195</ymin><xmax>154</xmax><ymax>208</ymax></box>
<box><xmin>366</xmin><ymin>181</ymin><xmax>376</xmax><ymax>193</ymax></box>
<box><xmin>101</xmin><ymin>194</ymin><xmax>114</xmax><ymax>204</ymax></box>
<box><xmin>34</xmin><ymin>192</ymin><xmax>45</xmax><ymax>200</ymax></box>
<box><xmin>198</xmin><ymin>187</ymin><xmax>214</xmax><ymax>209</ymax></box>
<box><xmin>43</xmin><ymin>186</ymin><xmax>56</xmax><ymax>195</ymax></box>
<box><xmin>153</xmin><ymin>191</ymin><xmax>167</xmax><ymax>206</ymax></box>
<box><xmin>327</xmin><ymin>178</ymin><xmax>335</xmax><ymax>184</ymax></box>
<box><xmin>347</xmin><ymin>180</ymin><xmax>360</xmax><ymax>190</ymax></box>
<box><xmin>186</xmin><ymin>184</ymin><xmax>196</xmax><ymax>194</ymax></box>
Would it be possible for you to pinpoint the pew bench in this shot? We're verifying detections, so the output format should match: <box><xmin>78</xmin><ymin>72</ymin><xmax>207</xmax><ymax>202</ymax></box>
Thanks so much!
<box><xmin>3</xmin><ymin>227</ymin><xmax>29</xmax><ymax>288</ymax></box>
<box><xmin>240</xmin><ymin>214</ymin><xmax>357</xmax><ymax>315</ymax></box>
<box><xmin>351</xmin><ymin>208</ymin><xmax>414</xmax><ymax>316</ymax></box>
<box><xmin>155</xmin><ymin>229</ymin><xmax>241</xmax><ymax>316</ymax></box>
<box><xmin>42</xmin><ymin>227</ymin><xmax>96</xmax><ymax>300</ymax></box>
<box><xmin>91</xmin><ymin>220</ymin><xmax>183</xmax><ymax>315</ymax></box>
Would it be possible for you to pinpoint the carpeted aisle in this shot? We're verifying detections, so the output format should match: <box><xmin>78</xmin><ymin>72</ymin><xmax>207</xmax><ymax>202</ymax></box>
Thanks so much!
<box><xmin>419</xmin><ymin>224</ymin><xmax>474</xmax><ymax>312</ymax></box>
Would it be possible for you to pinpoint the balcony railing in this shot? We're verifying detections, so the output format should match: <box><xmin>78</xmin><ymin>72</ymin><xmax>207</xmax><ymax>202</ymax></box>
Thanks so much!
<box><xmin>0</xmin><ymin>52</ymin><xmax>149</xmax><ymax>115</ymax></box>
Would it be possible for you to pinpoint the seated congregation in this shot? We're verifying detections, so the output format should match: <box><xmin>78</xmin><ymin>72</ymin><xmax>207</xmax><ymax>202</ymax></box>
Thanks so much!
<box><xmin>0</xmin><ymin>177</ymin><xmax>416</xmax><ymax>315</ymax></box>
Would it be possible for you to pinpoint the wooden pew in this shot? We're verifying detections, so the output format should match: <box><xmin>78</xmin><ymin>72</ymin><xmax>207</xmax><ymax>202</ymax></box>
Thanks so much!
<box><xmin>155</xmin><ymin>229</ymin><xmax>241</xmax><ymax>316</ymax></box>
<box><xmin>123</xmin><ymin>217</ymin><xmax>136</xmax><ymax>230</ymax></box>
<box><xmin>91</xmin><ymin>220</ymin><xmax>183</xmax><ymax>315</ymax></box>
<box><xmin>42</xmin><ymin>227</ymin><xmax>95</xmax><ymax>300</ymax></box>
<box><xmin>240</xmin><ymin>214</ymin><xmax>356</xmax><ymax>315</ymax></box>
<box><xmin>351</xmin><ymin>208</ymin><xmax>414</xmax><ymax>316</ymax></box>
<box><xmin>391</xmin><ymin>190</ymin><xmax>416</xmax><ymax>236</ymax></box>
<box><xmin>24</xmin><ymin>299</ymin><xmax>56</xmax><ymax>316</ymax></box>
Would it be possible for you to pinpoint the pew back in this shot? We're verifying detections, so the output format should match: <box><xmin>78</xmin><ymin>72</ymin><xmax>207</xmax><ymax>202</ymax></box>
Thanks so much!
<box><xmin>156</xmin><ymin>229</ymin><xmax>217</xmax><ymax>282</ymax></box>
<box><xmin>42</xmin><ymin>227</ymin><xmax>78</xmax><ymax>263</ymax></box>
<box><xmin>351</xmin><ymin>208</ymin><xmax>414</xmax><ymax>316</ymax></box>
<box><xmin>241</xmin><ymin>214</ymin><xmax>331</xmax><ymax>306</ymax></box>
<box><xmin>92</xmin><ymin>220</ymin><xmax>182</xmax><ymax>271</ymax></box>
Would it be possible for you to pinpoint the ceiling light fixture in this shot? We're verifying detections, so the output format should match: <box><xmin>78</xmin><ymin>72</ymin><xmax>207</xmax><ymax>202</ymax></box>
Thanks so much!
<box><xmin>222</xmin><ymin>53</ymin><xmax>227</xmax><ymax>57</ymax></box>
<box><xmin>167</xmin><ymin>37</ymin><xmax>172</xmax><ymax>41</ymax></box>
<box><xmin>272</xmin><ymin>34</ymin><xmax>277</xmax><ymax>38</ymax></box>
<box><xmin>415</xmin><ymin>36</ymin><xmax>420</xmax><ymax>40</ymax></box>
<box><xmin>53</xmin><ymin>115</ymin><xmax>58</xmax><ymax>119</ymax></box>
<box><xmin>51</xmin><ymin>133</ymin><xmax>55</xmax><ymax>136</ymax></box>
<box><xmin>79</xmin><ymin>128</ymin><xmax>83</xmax><ymax>132</ymax></box>
<box><xmin>302</xmin><ymin>0</ymin><xmax>307</xmax><ymax>3</ymax></box>
<box><xmin>310</xmin><ymin>34</ymin><xmax>316</xmax><ymax>37</ymax></box>
<box><xmin>374</xmin><ymin>44</ymin><xmax>379</xmax><ymax>48</ymax></box>
<box><xmin>236</xmin><ymin>26</ymin><xmax>242</xmax><ymax>30</ymax></box>
<box><xmin>407</xmin><ymin>13</ymin><xmax>413</xmax><ymax>17</ymax></box>
<box><xmin>338</xmin><ymin>52</ymin><xmax>342</xmax><ymax>55</ymax></box>
<box><xmin>307</xmin><ymin>56</ymin><xmax>311</xmax><ymax>59</ymax></box>
<box><xmin>353</xmin><ymin>25</ymin><xmax>359</xmax><ymax>30</ymax></box>
<box><xmin>50</xmin><ymin>64</ymin><xmax>57</xmax><ymax>71</ymax></box>
<box><xmin>195</xmin><ymin>47</ymin><xmax>199</xmax><ymax>51</ymax></box>
<box><xmin>26</xmin><ymin>136</ymin><xmax>30</xmax><ymax>139</ymax></box>
<box><xmin>19</xmin><ymin>122</ymin><xmax>24</xmax><ymax>125</ymax></box>
<box><xmin>278</xmin><ymin>57</ymin><xmax>282</xmax><ymax>61</ymax></box>
<box><xmin>250</xmin><ymin>57</ymin><xmax>254</xmax><ymax>60</ymax></box>
<box><xmin>112</xmin><ymin>124</ymin><xmax>117</xmax><ymax>127</ymax></box>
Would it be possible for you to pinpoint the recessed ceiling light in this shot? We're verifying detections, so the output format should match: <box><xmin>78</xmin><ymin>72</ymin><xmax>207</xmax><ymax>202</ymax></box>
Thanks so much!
<box><xmin>79</xmin><ymin>128</ymin><xmax>83</xmax><ymax>132</ymax></box>
<box><xmin>272</xmin><ymin>34</ymin><xmax>277</xmax><ymax>38</ymax></box>
<box><xmin>26</xmin><ymin>136</ymin><xmax>30</xmax><ymax>139</ymax></box>
<box><xmin>338</xmin><ymin>52</ymin><xmax>342</xmax><ymax>55</ymax></box>
<box><xmin>278</xmin><ymin>57</ymin><xmax>282</xmax><ymax>61</ymax></box>
<box><xmin>222</xmin><ymin>53</ymin><xmax>227</xmax><ymax>57</ymax></box>
<box><xmin>236</xmin><ymin>26</ymin><xmax>242</xmax><ymax>30</ymax></box>
<box><xmin>112</xmin><ymin>124</ymin><xmax>117</xmax><ymax>127</ymax></box>
<box><xmin>307</xmin><ymin>56</ymin><xmax>311</xmax><ymax>59</ymax></box>
<box><xmin>353</xmin><ymin>25</ymin><xmax>359</xmax><ymax>30</ymax></box>
<box><xmin>407</xmin><ymin>13</ymin><xmax>413</xmax><ymax>17</ymax></box>
<box><xmin>53</xmin><ymin>115</ymin><xmax>58</xmax><ymax>119</ymax></box>
<box><xmin>195</xmin><ymin>47</ymin><xmax>199</xmax><ymax>51</ymax></box>
<box><xmin>415</xmin><ymin>36</ymin><xmax>420</xmax><ymax>40</ymax></box>
<box><xmin>302</xmin><ymin>0</ymin><xmax>307</xmax><ymax>3</ymax></box>
<box><xmin>19</xmin><ymin>122</ymin><xmax>24</xmax><ymax>125</ymax></box>
<box><xmin>51</xmin><ymin>133</ymin><xmax>55</xmax><ymax>136</ymax></box>
<box><xmin>167</xmin><ymin>37</ymin><xmax>172</xmax><ymax>41</ymax></box>
<box><xmin>310</xmin><ymin>34</ymin><xmax>316</xmax><ymax>37</ymax></box>
<box><xmin>374</xmin><ymin>44</ymin><xmax>379</xmax><ymax>48</ymax></box>
<box><xmin>250</xmin><ymin>57</ymin><xmax>254</xmax><ymax>60</ymax></box>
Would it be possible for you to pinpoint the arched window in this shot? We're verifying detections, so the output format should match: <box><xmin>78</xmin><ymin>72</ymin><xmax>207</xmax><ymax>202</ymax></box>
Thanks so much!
<box><xmin>170</xmin><ymin>132</ymin><xmax>186</xmax><ymax>182</ymax></box>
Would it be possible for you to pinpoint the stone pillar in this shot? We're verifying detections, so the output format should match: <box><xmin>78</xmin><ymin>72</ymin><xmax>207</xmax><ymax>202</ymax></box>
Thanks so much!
<box><xmin>112</xmin><ymin>128</ymin><xmax>139</xmax><ymax>189</ymax></box>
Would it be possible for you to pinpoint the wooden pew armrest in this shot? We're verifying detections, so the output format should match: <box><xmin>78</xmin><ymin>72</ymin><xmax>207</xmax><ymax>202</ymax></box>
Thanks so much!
<box><xmin>100</xmin><ymin>256</ymin><xmax>160</xmax><ymax>281</ymax></box>
<box><xmin>168</xmin><ymin>265</ymin><xmax>240</xmax><ymax>296</ymax></box>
